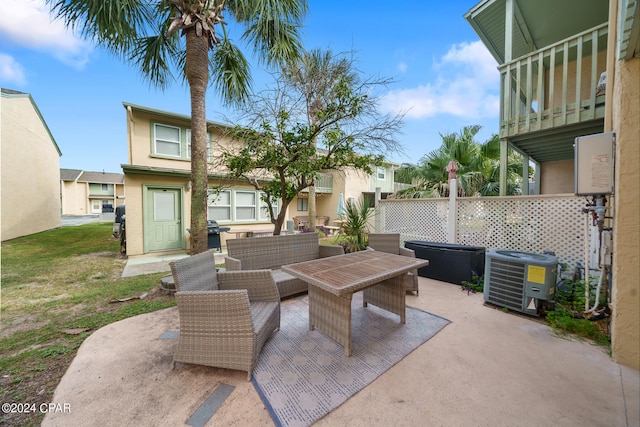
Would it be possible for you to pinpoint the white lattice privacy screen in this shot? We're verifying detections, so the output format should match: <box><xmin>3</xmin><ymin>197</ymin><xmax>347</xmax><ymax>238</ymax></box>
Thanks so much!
<box><xmin>378</xmin><ymin>195</ymin><xmax>594</xmax><ymax>269</ymax></box>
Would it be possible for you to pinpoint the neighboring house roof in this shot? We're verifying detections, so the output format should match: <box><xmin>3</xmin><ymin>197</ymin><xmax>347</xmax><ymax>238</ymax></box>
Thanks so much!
<box><xmin>78</xmin><ymin>171</ymin><xmax>124</xmax><ymax>184</ymax></box>
<box><xmin>60</xmin><ymin>168</ymin><xmax>124</xmax><ymax>184</ymax></box>
<box><xmin>60</xmin><ymin>168</ymin><xmax>83</xmax><ymax>181</ymax></box>
<box><xmin>1</xmin><ymin>88</ymin><xmax>62</xmax><ymax>157</ymax></box>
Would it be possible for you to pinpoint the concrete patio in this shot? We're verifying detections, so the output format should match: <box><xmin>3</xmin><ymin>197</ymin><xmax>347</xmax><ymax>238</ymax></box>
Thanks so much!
<box><xmin>44</xmin><ymin>263</ymin><xmax>639</xmax><ymax>427</ymax></box>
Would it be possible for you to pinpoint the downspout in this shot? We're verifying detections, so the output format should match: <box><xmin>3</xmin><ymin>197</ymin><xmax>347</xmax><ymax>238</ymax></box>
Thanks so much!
<box><xmin>126</xmin><ymin>106</ymin><xmax>134</xmax><ymax>165</ymax></box>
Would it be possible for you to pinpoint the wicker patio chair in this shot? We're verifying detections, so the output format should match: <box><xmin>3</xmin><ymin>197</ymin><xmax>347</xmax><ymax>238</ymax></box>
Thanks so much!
<box><xmin>170</xmin><ymin>250</ymin><xmax>219</xmax><ymax>292</ymax></box>
<box><xmin>170</xmin><ymin>253</ymin><xmax>281</xmax><ymax>380</ymax></box>
<box><xmin>367</xmin><ymin>233</ymin><xmax>420</xmax><ymax>295</ymax></box>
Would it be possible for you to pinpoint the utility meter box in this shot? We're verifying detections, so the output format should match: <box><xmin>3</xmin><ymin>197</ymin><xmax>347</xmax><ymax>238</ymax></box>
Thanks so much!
<box><xmin>574</xmin><ymin>132</ymin><xmax>615</xmax><ymax>196</ymax></box>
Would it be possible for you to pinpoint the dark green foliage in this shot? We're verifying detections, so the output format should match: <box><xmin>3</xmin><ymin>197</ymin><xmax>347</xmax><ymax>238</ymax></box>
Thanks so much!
<box><xmin>460</xmin><ymin>274</ymin><xmax>484</xmax><ymax>294</ymax></box>
<box><xmin>545</xmin><ymin>279</ymin><xmax>610</xmax><ymax>348</ymax></box>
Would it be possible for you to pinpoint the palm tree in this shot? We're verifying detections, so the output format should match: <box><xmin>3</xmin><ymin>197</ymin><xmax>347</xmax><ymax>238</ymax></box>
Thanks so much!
<box><xmin>46</xmin><ymin>0</ymin><xmax>307</xmax><ymax>253</ymax></box>
<box><xmin>394</xmin><ymin>126</ymin><xmax>526</xmax><ymax>198</ymax></box>
<box><xmin>283</xmin><ymin>48</ymin><xmax>356</xmax><ymax>229</ymax></box>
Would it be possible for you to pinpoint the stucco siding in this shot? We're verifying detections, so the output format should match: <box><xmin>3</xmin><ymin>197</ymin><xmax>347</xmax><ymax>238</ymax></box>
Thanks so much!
<box><xmin>539</xmin><ymin>159</ymin><xmax>575</xmax><ymax>194</ymax></box>
<box><xmin>61</xmin><ymin>180</ymin><xmax>88</xmax><ymax>215</ymax></box>
<box><xmin>1</xmin><ymin>94</ymin><xmax>61</xmax><ymax>241</ymax></box>
<box><xmin>611</xmin><ymin>56</ymin><xmax>640</xmax><ymax>370</ymax></box>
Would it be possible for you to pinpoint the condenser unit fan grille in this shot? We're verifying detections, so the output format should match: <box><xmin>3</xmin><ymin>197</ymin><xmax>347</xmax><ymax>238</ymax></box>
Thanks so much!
<box><xmin>485</xmin><ymin>258</ymin><xmax>525</xmax><ymax>310</ymax></box>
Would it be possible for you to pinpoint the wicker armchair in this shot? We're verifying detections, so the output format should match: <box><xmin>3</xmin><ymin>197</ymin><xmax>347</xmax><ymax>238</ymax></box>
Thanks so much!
<box><xmin>367</xmin><ymin>233</ymin><xmax>420</xmax><ymax>295</ymax></box>
<box><xmin>169</xmin><ymin>251</ymin><xmax>281</xmax><ymax>380</ymax></box>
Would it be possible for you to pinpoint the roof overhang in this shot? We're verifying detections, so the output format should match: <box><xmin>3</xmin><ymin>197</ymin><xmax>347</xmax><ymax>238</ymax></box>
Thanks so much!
<box><xmin>122</xmin><ymin>102</ymin><xmax>233</xmax><ymax>131</ymax></box>
<box><xmin>620</xmin><ymin>0</ymin><xmax>640</xmax><ymax>59</ymax></box>
<box><xmin>464</xmin><ymin>0</ymin><xmax>609</xmax><ymax>63</ymax></box>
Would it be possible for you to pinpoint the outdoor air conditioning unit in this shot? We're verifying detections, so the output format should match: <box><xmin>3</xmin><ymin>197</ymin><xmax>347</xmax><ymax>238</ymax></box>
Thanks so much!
<box><xmin>483</xmin><ymin>249</ymin><xmax>558</xmax><ymax>316</ymax></box>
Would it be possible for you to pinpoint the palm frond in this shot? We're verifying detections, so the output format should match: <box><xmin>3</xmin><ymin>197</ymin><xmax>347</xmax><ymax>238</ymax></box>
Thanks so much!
<box><xmin>47</xmin><ymin>0</ymin><xmax>154</xmax><ymax>53</ymax></box>
<box><xmin>131</xmin><ymin>34</ymin><xmax>181</xmax><ymax>89</ymax></box>
<box><xmin>243</xmin><ymin>19</ymin><xmax>304</xmax><ymax>66</ymax></box>
<box><xmin>210</xmin><ymin>40</ymin><xmax>252</xmax><ymax>106</ymax></box>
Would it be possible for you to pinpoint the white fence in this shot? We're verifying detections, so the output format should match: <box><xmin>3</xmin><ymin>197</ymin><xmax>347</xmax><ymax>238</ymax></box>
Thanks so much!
<box><xmin>377</xmin><ymin>194</ymin><xmax>594</xmax><ymax>269</ymax></box>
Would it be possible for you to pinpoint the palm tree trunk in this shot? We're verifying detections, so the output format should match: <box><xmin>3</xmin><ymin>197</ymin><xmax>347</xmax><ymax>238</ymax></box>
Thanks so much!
<box><xmin>308</xmin><ymin>183</ymin><xmax>316</xmax><ymax>230</ymax></box>
<box><xmin>185</xmin><ymin>29</ymin><xmax>210</xmax><ymax>254</ymax></box>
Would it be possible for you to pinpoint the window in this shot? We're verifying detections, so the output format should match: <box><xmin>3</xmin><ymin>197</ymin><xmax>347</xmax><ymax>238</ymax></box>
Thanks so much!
<box><xmin>235</xmin><ymin>191</ymin><xmax>256</xmax><ymax>220</ymax></box>
<box><xmin>154</xmin><ymin>124</ymin><xmax>181</xmax><ymax>157</ymax></box>
<box><xmin>208</xmin><ymin>190</ymin><xmax>231</xmax><ymax>221</ymax></box>
<box><xmin>376</xmin><ymin>166</ymin><xmax>386</xmax><ymax>180</ymax></box>
<box><xmin>297</xmin><ymin>198</ymin><xmax>308</xmax><ymax>211</ymax></box>
<box><xmin>101</xmin><ymin>184</ymin><xmax>109</xmax><ymax>191</ymax></box>
<box><xmin>208</xmin><ymin>189</ymin><xmax>277</xmax><ymax>223</ymax></box>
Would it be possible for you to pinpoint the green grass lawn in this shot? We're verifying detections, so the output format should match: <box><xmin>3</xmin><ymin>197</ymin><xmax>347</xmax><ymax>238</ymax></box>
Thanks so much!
<box><xmin>1</xmin><ymin>223</ymin><xmax>176</xmax><ymax>426</ymax></box>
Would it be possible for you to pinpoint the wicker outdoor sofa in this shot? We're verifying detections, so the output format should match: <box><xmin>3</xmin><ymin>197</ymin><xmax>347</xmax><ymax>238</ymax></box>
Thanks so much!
<box><xmin>225</xmin><ymin>232</ymin><xmax>344</xmax><ymax>299</ymax></box>
<box><xmin>169</xmin><ymin>250</ymin><xmax>280</xmax><ymax>380</ymax></box>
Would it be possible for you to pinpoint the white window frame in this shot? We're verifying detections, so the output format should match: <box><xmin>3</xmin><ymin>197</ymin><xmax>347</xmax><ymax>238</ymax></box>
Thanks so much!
<box><xmin>153</xmin><ymin>123</ymin><xmax>182</xmax><ymax>157</ymax></box>
<box><xmin>235</xmin><ymin>190</ymin><xmax>257</xmax><ymax>221</ymax></box>
<box><xmin>207</xmin><ymin>189</ymin><xmax>277</xmax><ymax>224</ymax></box>
<box><xmin>376</xmin><ymin>166</ymin><xmax>386</xmax><ymax>180</ymax></box>
<box><xmin>208</xmin><ymin>190</ymin><xmax>232</xmax><ymax>221</ymax></box>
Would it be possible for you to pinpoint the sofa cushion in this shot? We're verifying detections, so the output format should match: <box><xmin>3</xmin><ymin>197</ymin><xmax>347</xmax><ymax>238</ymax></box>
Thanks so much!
<box><xmin>270</xmin><ymin>269</ymin><xmax>308</xmax><ymax>298</ymax></box>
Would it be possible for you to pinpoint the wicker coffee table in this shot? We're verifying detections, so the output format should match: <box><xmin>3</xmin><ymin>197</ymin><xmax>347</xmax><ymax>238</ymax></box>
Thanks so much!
<box><xmin>282</xmin><ymin>250</ymin><xmax>429</xmax><ymax>356</ymax></box>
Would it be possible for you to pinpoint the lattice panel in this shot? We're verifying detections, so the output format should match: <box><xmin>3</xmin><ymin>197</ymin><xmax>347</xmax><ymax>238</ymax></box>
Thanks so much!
<box><xmin>379</xmin><ymin>198</ymin><xmax>448</xmax><ymax>244</ymax></box>
<box><xmin>379</xmin><ymin>195</ymin><xmax>590</xmax><ymax>269</ymax></box>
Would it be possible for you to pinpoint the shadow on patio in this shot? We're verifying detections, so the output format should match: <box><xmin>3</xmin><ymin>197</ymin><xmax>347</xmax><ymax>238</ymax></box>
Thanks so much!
<box><xmin>42</xmin><ymin>277</ymin><xmax>639</xmax><ymax>427</ymax></box>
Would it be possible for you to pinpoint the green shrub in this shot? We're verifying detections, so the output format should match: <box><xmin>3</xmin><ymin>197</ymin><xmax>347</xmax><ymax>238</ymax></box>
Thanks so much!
<box><xmin>546</xmin><ymin>279</ymin><xmax>610</xmax><ymax>348</ymax></box>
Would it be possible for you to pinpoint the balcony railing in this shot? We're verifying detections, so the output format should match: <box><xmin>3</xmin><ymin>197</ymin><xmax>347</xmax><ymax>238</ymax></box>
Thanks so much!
<box><xmin>394</xmin><ymin>182</ymin><xmax>413</xmax><ymax>192</ymax></box>
<box><xmin>499</xmin><ymin>23</ymin><xmax>608</xmax><ymax>138</ymax></box>
<box><xmin>300</xmin><ymin>172</ymin><xmax>333</xmax><ymax>193</ymax></box>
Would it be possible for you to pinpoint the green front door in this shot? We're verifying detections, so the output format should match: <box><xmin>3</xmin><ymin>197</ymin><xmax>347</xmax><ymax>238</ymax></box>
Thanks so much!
<box><xmin>145</xmin><ymin>188</ymin><xmax>183</xmax><ymax>252</ymax></box>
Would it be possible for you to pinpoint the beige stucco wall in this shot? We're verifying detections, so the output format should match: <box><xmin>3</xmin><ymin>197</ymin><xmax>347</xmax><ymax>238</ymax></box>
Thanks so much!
<box><xmin>1</xmin><ymin>93</ymin><xmax>61</xmax><ymax>241</ymax></box>
<box><xmin>61</xmin><ymin>181</ymin><xmax>89</xmax><ymax>215</ymax></box>
<box><xmin>610</xmin><ymin>56</ymin><xmax>640</xmax><ymax>370</ymax></box>
<box><xmin>539</xmin><ymin>159</ymin><xmax>574</xmax><ymax>194</ymax></box>
<box><xmin>126</xmin><ymin>107</ymin><xmax>236</xmax><ymax>173</ymax></box>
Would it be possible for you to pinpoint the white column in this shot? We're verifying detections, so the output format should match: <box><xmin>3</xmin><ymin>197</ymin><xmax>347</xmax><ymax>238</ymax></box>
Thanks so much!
<box><xmin>448</xmin><ymin>179</ymin><xmax>457</xmax><ymax>244</ymax></box>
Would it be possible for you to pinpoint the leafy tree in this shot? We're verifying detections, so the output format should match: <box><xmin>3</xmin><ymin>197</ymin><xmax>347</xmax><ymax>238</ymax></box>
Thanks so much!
<box><xmin>394</xmin><ymin>125</ymin><xmax>527</xmax><ymax>198</ymax></box>
<box><xmin>218</xmin><ymin>51</ymin><xmax>404</xmax><ymax>234</ymax></box>
<box><xmin>46</xmin><ymin>0</ymin><xmax>307</xmax><ymax>253</ymax></box>
<box><xmin>283</xmin><ymin>48</ymin><xmax>356</xmax><ymax>230</ymax></box>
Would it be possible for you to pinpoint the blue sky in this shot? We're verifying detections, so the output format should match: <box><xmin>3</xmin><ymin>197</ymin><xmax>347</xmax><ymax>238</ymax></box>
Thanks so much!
<box><xmin>0</xmin><ymin>0</ymin><xmax>499</xmax><ymax>174</ymax></box>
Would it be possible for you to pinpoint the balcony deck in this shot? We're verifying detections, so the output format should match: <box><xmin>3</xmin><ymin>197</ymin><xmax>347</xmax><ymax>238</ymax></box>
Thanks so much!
<box><xmin>499</xmin><ymin>23</ymin><xmax>608</xmax><ymax>159</ymax></box>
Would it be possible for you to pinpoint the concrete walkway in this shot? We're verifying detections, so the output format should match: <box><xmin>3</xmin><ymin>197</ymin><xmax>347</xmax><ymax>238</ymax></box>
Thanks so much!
<box><xmin>120</xmin><ymin>251</ymin><xmax>227</xmax><ymax>277</ymax></box>
<box><xmin>42</xmin><ymin>277</ymin><xmax>639</xmax><ymax>427</ymax></box>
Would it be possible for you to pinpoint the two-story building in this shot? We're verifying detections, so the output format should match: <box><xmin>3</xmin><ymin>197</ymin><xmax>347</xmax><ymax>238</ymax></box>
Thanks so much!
<box><xmin>291</xmin><ymin>162</ymin><xmax>401</xmax><ymax>225</ymax></box>
<box><xmin>60</xmin><ymin>169</ymin><xmax>125</xmax><ymax>215</ymax></box>
<box><xmin>121</xmin><ymin>102</ymin><xmax>394</xmax><ymax>258</ymax></box>
<box><xmin>466</xmin><ymin>0</ymin><xmax>638</xmax><ymax>369</ymax></box>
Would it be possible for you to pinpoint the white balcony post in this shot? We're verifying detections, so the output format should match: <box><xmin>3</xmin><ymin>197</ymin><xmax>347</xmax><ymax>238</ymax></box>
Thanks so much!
<box><xmin>375</xmin><ymin>187</ymin><xmax>382</xmax><ymax>232</ymax></box>
<box><xmin>446</xmin><ymin>160</ymin><xmax>458</xmax><ymax>244</ymax></box>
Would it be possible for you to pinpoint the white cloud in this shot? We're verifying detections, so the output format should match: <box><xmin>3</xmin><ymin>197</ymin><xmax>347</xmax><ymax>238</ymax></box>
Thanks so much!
<box><xmin>0</xmin><ymin>0</ymin><xmax>91</xmax><ymax>69</ymax></box>
<box><xmin>381</xmin><ymin>41</ymin><xmax>500</xmax><ymax>120</ymax></box>
<box><xmin>0</xmin><ymin>53</ymin><xmax>27</xmax><ymax>85</ymax></box>
<box><xmin>397</xmin><ymin>62</ymin><xmax>408</xmax><ymax>73</ymax></box>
